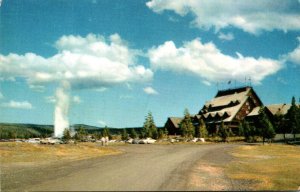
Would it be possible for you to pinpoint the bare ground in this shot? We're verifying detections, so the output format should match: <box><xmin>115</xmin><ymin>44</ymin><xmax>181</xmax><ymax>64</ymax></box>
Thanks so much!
<box><xmin>1</xmin><ymin>143</ymin><xmax>243</xmax><ymax>191</ymax></box>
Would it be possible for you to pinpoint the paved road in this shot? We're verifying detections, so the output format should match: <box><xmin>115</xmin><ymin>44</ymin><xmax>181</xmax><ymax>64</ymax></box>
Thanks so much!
<box><xmin>3</xmin><ymin>143</ymin><xmax>238</xmax><ymax>191</ymax></box>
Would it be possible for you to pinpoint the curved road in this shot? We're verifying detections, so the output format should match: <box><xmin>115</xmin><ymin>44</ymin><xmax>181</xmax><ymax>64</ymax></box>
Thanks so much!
<box><xmin>3</xmin><ymin>143</ymin><xmax>238</xmax><ymax>191</ymax></box>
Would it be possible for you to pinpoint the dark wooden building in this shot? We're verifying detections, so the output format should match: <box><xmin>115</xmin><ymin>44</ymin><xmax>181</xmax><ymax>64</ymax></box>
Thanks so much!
<box><xmin>164</xmin><ymin>117</ymin><xmax>183</xmax><ymax>135</ymax></box>
<box><xmin>198</xmin><ymin>86</ymin><xmax>263</xmax><ymax>134</ymax></box>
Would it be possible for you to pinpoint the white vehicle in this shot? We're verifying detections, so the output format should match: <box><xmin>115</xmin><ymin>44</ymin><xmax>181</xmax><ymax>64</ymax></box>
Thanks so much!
<box><xmin>40</xmin><ymin>138</ymin><xmax>62</xmax><ymax>145</ymax></box>
<box><xmin>126</xmin><ymin>139</ymin><xmax>133</xmax><ymax>144</ymax></box>
<box><xmin>140</xmin><ymin>138</ymin><xmax>156</xmax><ymax>144</ymax></box>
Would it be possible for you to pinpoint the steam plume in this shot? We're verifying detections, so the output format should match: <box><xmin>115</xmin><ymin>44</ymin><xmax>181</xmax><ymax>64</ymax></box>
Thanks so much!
<box><xmin>54</xmin><ymin>81</ymin><xmax>70</xmax><ymax>138</ymax></box>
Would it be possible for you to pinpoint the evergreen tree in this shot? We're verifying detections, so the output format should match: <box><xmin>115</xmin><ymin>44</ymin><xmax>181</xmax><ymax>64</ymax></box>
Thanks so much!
<box><xmin>102</xmin><ymin>126</ymin><xmax>112</xmax><ymax>139</ymax></box>
<box><xmin>199</xmin><ymin>119</ymin><xmax>208</xmax><ymax>138</ymax></box>
<box><xmin>62</xmin><ymin>128</ymin><xmax>72</xmax><ymax>142</ymax></box>
<box><xmin>258</xmin><ymin>107</ymin><xmax>276</xmax><ymax>144</ymax></box>
<box><xmin>179</xmin><ymin>109</ymin><xmax>195</xmax><ymax>138</ymax></box>
<box><xmin>286</xmin><ymin>97</ymin><xmax>300</xmax><ymax>141</ymax></box>
<box><xmin>142</xmin><ymin>112</ymin><xmax>158</xmax><ymax>139</ymax></box>
<box><xmin>274</xmin><ymin>111</ymin><xmax>289</xmax><ymax>143</ymax></box>
<box><xmin>130</xmin><ymin>128</ymin><xmax>138</xmax><ymax>139</ymax></box>
<box><xmin>240</xmin><ymin>120</ymin><xmax>257</xmax><ymax>142</ymax></box>
<box><xmin>218</xmin><ymin>121</ymin><xmax>228</xmax><ymax>142</ymax></box>
<box><xmin>121</xmin><ymin>129</ymin><xmax>129</xmax><ymax>140</ymax></box>
<box><xmin>158</xmin><ymin>129</ymin><xmax>164</xmax><ymax>139</ymax></box>
<box><xmin>74</xmin><ymin>126</ymin><xmax>86</xmax><ymax>141</ymax></box>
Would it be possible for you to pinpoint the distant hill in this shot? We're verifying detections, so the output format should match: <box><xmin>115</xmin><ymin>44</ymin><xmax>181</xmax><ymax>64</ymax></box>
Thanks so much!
<box><xmin>0</xmin><ymin>123</ymin><xmax>150</xmax><ymax>139</ymax></box>
<box><xmin>0</xmin><ymin>123</ymin><xmax>53</xmax><ymax>139</ymax></box>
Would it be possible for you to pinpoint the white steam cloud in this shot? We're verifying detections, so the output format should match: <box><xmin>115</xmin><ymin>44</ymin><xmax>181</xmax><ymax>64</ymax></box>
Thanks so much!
<box><xmin>54</xmin><ymin>81</ymin><xmax>70</xmax><ymax>138</ymax></box>
<box><xmin>0</xmin><ymin>33</ymin><xmax>152</xmax><ymax>138</ymax></box>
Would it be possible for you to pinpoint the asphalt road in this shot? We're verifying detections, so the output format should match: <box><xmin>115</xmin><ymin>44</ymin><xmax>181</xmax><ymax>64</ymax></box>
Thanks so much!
<box><xmin>3</xmin><ymin>143</ymin><xmax>238</xmax><ymax>191</ymax></box>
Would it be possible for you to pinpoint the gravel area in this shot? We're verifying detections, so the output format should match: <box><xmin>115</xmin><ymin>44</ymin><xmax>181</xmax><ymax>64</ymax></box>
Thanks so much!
<box><xmin>1</xmin><ymin>143</ymin><xmax>244</xmax><ymax>191</ymax></box>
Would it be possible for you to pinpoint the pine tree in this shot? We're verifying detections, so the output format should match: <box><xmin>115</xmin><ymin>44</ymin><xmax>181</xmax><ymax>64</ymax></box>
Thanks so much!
<box><xmin>130</xmin><ymin>128</ymin><xmax>138</xmax><ymax>139</ymax></box>
<box><xmin>199</xmin><ymin>119</ymin><xmax>208</xmax><ymax>138</ymax></box>
<box><xmin>75</xmin><ymin>126</ymin><xmax>86</xmax><ymax>141</ymax></box>
<box><xmin>258</xmin><ymin>107</ymin><xmax>276</xmax><ymax>144</ymax></box>
<box><xmin>218</xmin><ymin>121</ymin><xmax>228</xmax><ymax>142</ymax></box>
<box><xmin>286</xmin><ymin>97</ymin><xmax>300</xmax><ymax>141</ymax></box>
<box><xmin>158</xmin><ymin>129</ymin><xmax>164</xmax><ymax>139</ymax></box>
<box><xmin>179</xmin><ymin>109</ymin><xmax>195</xmax><ymax>138</ymax></box>
<box><xmin>62</xmin><ymin>128</ymin><xmax>72</xmax><ymax>142</ymax></box>
<box><xmin>274</xmin><ymin>111</ymin><xmax>289</xmax><ymax>143</ymax></box>
<box><xmin>121</xmin><ymin>129</ymin><xmax>129</xmax><ymax>140</ymax></box>
<box><xmin>142</xmin><ymin>112</ymin><xmax>158</xmax><ymax>139</ymax></box>
<box><xmin>240</xmin><ymin>120</ymin><xmax>257</xmax><ymax>142</ymax></box>
<box><xmin>102</xmin><ymin>126</ymin><xmax>112</xmax><ymax>139</ymax></box>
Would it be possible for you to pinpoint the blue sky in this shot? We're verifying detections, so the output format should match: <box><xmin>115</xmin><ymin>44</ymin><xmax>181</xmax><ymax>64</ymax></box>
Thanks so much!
<box><xmin>0</xmin><ymin>0</ymin><xmax>300</xmax><ymax>128</ymax></box>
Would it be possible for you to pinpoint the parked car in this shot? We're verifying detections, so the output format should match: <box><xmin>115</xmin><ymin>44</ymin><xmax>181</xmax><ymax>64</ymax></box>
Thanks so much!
<box><xmin>139</xmin><ymin>138</ymin><xmax>156</xmax><ymax>144</ymax></box>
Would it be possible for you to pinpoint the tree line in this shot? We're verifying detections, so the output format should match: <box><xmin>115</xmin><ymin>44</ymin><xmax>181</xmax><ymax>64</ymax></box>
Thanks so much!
<box><xmin>239</xmin><ymin>96</ymin><xmax>300</xmax><ymax>143</ymax></box>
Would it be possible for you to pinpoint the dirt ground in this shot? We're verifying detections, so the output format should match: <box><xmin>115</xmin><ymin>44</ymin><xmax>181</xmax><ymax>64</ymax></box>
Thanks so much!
<box><xmin>1</xmin><ymin>143</ymin><xmax>240</xmax><ymax>191</ymax></box>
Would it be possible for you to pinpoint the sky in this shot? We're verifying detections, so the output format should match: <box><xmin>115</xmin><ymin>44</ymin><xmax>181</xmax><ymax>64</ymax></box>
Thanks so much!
<box><xmin>0</xmin><ymin>0</ymin><xmax>300</xmax><ymax>128</ymax></box>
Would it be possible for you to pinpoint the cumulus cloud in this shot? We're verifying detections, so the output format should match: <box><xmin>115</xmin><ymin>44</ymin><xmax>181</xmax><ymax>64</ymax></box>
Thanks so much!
<box><xmin>143</xmin><ymin>86</ymin><xmax>159</xmax><ymax>95</ymax></box>
<box><xmin>284</xmin><ymin>37</ymin><xmax>300</xmax><ymax>65</ymax></box>
<box><xmin>146</xmin><ymin>0</ymin><xmax>300</xmax><ymax>34</ymax></box>
<box><xmin>1</xmin><ymin>100</ymin><xmax>33</xmax><ymax>109</ymax></box>
<box><xmin>148</xmin><ymin>38</ymin><xmax>282</xmax><ymax>84</ymax></box>
<box><xmin>218</xmin><ymin>32</ymin><xmax>234</xmax><ymax>41</ymax></box>
<box><xmin>0</xmin><ymin>33</ymin><xmax>153</xmax><ymax>90</ymax></box>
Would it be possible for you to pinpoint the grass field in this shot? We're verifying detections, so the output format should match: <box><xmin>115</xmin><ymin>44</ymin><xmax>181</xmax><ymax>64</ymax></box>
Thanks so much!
<box><xmin>227</xmin><ymin>144</ymin><xmax>300</xmax><ymax>190</ymax></box>
<box><xmin>0</xmin><ymin>142</ymin><xmax>121</xmax><ymax>166</ymax></box>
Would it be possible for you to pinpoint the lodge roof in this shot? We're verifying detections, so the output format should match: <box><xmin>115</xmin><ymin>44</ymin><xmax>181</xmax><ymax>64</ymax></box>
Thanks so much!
<box><xmin>247</xmin><ymin>106</ymin><xmax>261</xmax><ymax>117</ymax></box>
<box><xmin>200</xmin><ymin>86</ymin><xmax>255</xmax><ymax>122</ymax></box>
<box><xmin>266</xmin><ymin>104</ymin><xmax>291</xmax><ymax>116</ymax></box>
<box><xmin>168</xmin><ymin>117</ymin><xmax>183</xmax><ymax>128</ymax></box>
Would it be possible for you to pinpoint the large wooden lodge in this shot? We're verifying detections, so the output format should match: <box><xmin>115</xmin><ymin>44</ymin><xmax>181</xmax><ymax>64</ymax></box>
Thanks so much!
<box><xmin>164</xmin><ymin>86</ymin><xmax>292</xmax><ymax>135</ymax></box>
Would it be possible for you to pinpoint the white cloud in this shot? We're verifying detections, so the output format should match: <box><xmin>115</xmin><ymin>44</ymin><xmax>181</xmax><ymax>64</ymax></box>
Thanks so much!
<box><xmin>0</xmin><ymin>33</ymin><xmax>153</xmax><ymax>90</ymax></box>
<box><xmin>143</xmin><ymin>86</ymin><xmax>159</xmax><ymax>95</ymax></box>
<box><xmin>146</xmin><ymin>0</ymin><xmax>300</xmax><ymax>34</ymax></box>
<box><xmin>1</xmin><ymin>100</ymin><xmax>33</xmax><ymax>109</ymax></box>
<box><xmin>284</xmin><ymin>37</ymin><xmax>300</xmax><ymax>65</ymax></box>
<box><xmin>148</xmin><ymin>38</ymin><xmax>282</xmax><ymax>84</ymax></box>
<box><xmin>218</xmin><ymin>32</ymin><xmax>234</xmax><ymax>41</ymax></box>
<box><xmin>73</xmin><ymin>96</ymin><xmax>82</xmax><ymax>104</ymax></box>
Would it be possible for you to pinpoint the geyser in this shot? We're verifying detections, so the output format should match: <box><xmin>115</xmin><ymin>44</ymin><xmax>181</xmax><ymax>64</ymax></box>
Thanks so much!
<box><xmin>54</xmin><ymin>81</ymin><xmax>70</xmax><ymax>138</ymax></box>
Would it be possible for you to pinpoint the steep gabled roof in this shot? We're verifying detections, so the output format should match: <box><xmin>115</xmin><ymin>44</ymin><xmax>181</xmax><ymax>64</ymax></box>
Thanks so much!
<box><xmin>266</xmin><ymin>104</ymin><xmax>291</xmax><ymax>116</ymax></box>
<box><xmin>200</xmin><ymin>86</ymin><xmax>258</xmax><ymax>122</ymax></box>
<box><xmin>168</xmin><ymin>117</ymin><xmax>183</xmax><ymax>128</ymax></box>
<box><xmin>204</xmin><ymin>90</ymin><xmax>247</xmax><ymax>108</ymax></box>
